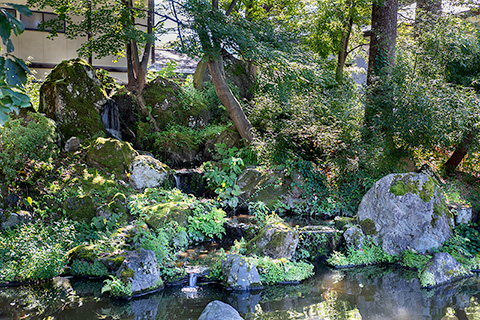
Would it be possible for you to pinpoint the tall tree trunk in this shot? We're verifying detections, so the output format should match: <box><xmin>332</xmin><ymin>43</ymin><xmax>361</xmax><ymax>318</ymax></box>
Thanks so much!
<box><xmin>208</xmin><ymin>57</ymin><xmax>253</xmax><ymax>142</ymax></box>
<box><xmin>443</xmin><ymin>130</ymin><xmax>478</xmax><ymax>174</ymax></box>
<box><xmin>336</xmin><ymin>17</ymin><xmax>353</xmax><ymax>82</ymax></box>
<box><xmin>364</xmin><ymin>0</ymin><xmax>398</xmax><ymax>137</ymax></box>
<box><xmin>366</xmin><ymin>0</ymin><xmax>398</xmax><ymax>86</ymax></box>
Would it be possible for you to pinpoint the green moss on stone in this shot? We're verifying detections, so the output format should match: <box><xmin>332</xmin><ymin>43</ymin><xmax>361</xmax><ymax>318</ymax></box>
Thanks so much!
<box><xmin>359</xmin><ymin>219</ymin><xmax>377</xmax><ymax>236</ymax></box>
<box><xmin>119</xmin><ymin>267</ymin><xmax>135</xmax><ymax>283</ymax></box>
<box><xmin>144</xmin><ymin>201</ymin><xmax>191</xmax><ymax>229</ymax></box>
<box><xmin>87</xmin><ymin>137</ymin><xmax>138</xmax><ymax>176</ymax></box>
<box><xmin>63</xmin><ymin>195</ymin><xmax>95</xmax><ymax>221</ymax></box>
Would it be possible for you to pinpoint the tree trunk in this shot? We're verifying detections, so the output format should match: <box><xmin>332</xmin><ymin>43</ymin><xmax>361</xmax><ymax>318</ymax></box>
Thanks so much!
<box><xmin>208</xmin><ymin>57</ymin><xmax>253</xmax><ymax>142</ymax></box>
<box><xmin>193</xmin><ymin>60</ymin><xmax>208</xmax><ymax>90</ymax></box>
<box><xmin>443</xmin><ymin>130</ymin><xmax>477</xmax><ymax>174</ymax></box>
<box><xmin>336</xmin><ymin>17</ymin><xmax>353</xmax><ymax>82</ymax></box>
<box><xmin>366</xmin><ymin>0</ymin><xmax>399</xmax><ymax>86</ymax></box>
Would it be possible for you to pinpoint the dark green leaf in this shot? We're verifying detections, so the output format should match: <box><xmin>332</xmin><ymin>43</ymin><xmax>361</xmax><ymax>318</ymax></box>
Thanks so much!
<box><xmin>5</xmin><ymin>58</ymin><xmax>27</xmax><ymax>87</ymax></box>
<box><xmin>6</xmin><ymin>38</ymin><xmax>13</xmax><ymax>52</ymax></box>
<box><xmin>0</xmin><ymin>12</ymin><xmax>11</xmax><ymax>44</ymax></box>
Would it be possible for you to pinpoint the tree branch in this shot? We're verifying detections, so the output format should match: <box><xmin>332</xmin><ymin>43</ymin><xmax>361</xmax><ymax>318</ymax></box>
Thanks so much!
<box><xmin>225</xmin><ymin>0</ymin><xmax>237</xmax><ymax>16</ymax></box>
<box><xmin>346</xmin><ymin>43</ymin><xmax>369</xmax><ymax>55</ymax></box>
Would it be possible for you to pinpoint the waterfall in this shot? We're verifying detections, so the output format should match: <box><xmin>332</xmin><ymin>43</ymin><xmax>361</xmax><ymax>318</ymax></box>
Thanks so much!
<box><xmin>188</xmin><ymin>273</ymin><xmax>198</xmax><ymax>287</ymax></box>
<box><xmin>174</xmin><ymin>175</ymin><xmax>181</xmax><ymax>191</ymax></box>
<box><xmin>101</xmin><ymin>99</ymin><xmax>122</xmax><ymax>140</ymax></box>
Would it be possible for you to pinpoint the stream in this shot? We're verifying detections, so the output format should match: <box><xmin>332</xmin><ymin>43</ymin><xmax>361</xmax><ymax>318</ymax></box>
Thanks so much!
<box><xmin>1</xmin><ymin>265</ymin><xmax>480</xmax><ymax>319</ymax></box>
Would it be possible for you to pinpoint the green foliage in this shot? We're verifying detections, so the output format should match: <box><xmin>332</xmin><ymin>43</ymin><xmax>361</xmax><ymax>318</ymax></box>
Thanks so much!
<box><xmin>187</xmin><ymin>206</ymin><xmax>226</xmax><ymax>243</ymax></box>
<box><xmin>101</xmin><ymin>275</ymin><xmax>132</xmax><ymax>298</ymax></box>
<box><xmin>399</xmin><ymin>250</ymin><xmax>431</xmax><ymax>271</ymax></box>
<box><xmin>0</xmin><ymin>3</ymin><xmax>32</xmax><ymax>124</ymax></box>
<box><xmin>249</xmin><ymin>256</ymin><xmax>314</xmax><ymax>285</ymax></box>
<box><xmin>0</xmin><ymin>112</ymin><xmax>57</xmax><ymax>184</ymax></box>
<box><xmin>203</xmin><ymin>144</ymin><xmax>245</xmax><ymax>209</ymax></box>
<box><xmin>148</xmin><ymin>61</ymin><xmax>179</xmax><ymax>81</ymax></box>
<box><xmin>327</xmin><ymin>237</ymin><xmax>393</xmax><ymax>268</ymax></box>
<box><xmin>0</xmin><ymin>220</ymin><xmax>78</xmax><ymax>282</ymax></box>
<box><xmin>71</xmin><ymin>259</ymin><xmax>109</xmax><ymax>277</ymax></box>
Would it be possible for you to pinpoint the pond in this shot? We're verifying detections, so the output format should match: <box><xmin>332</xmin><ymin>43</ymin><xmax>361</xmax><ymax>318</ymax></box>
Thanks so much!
<box><xmin>1</xmin><ymin>265</ymin><xmax>480</xmax><ymax>320</ymax></box>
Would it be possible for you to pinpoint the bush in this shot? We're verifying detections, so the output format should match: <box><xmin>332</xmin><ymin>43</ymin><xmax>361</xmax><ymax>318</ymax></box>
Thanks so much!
<box><xmin>0</xmin><ymin>112</ymin><xmax>57</xmax><ymax>184</ymax></box>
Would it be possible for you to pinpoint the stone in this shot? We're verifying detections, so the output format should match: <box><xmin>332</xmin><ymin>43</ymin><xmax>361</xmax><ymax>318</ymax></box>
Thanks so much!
<box><xmin>39</xmin><ymin>58</ymin><xmax>108</xmax><ymax>140</ymax></box>
<box><xmin>449</xmin><ymin>204</ymin><xmax>473</xmax><ymax>225</ymax></box>
<box><xmin>142</xmin><ymin>201</ymin><xmax>191</xmax><ymax>229</ymax></box>
<box><xmin>357</xmin><ymin>173</ymin><xmax>453</xmax><ymax>255</ymax></box>
<box><xmin>116</xmin><ymin>248</ymin><xmax>164</xmax><ymax>296</ymax></box>
<box><xmin>235</xmin><ymin>167</ymin><xmax>304</xmax><ymax>210</ymax></box>
<box><xmin>419</xmin><ymin>252</ymin><xmax>472</xmax><ymax>288</ymax></box>
<box><xmin>63</xmin><ymin>195</ymin><xmax>95</xmax><ymax>222</ymax></box>
<box><xmin>203</xmin><ymin>127</ymin><xmax>242</xmax><ymax>161</ymax></box>
<box><xmin>198</xmin><ymin>300</ymin><xmax>244</xmax><ymax>320</ymax></box>
<box><xmin>0</xmin><ymin>210</ymin><xmax>32</xmax><ymax>230</ymax></box>
<box><xmin>63</xmin><ymin>136</ymin><xmax>81</xmax><ymax>152</ymax></box>
<box><xmin>343</xmin><ymin>226</ymin><xmax>365</xmax><ymax>250</ymax></box>
<box><xmin>96</xmin><ymin>193</ymin><xmax>129</xmax><ymax>222</ymax></box>
<box><xmin>334</xmin><ymin>216</ymin><xmax>357</xmax><ymax>230</ymax></box>
<box><xmin>129</xmin><ymin>155</ymin><xmax>173</xmax><ymax>190</ymax></box>
<box><xmin>87</xmin><ymin>137</ymin><xmax>138</xmax><ymax>177</ymax></box>
<box><xmin>246</xmin><ymin>222</ymin><xmax>299</xmax><ymax>260</ymax></box>
<box><xmin>174</xmin><ymin>169</ymin><xmax>207</xmax><ymax>197</ymax></box>
<box><xmin>221</xmin><ymin>254</ymin><xmax>262</xmax><ymax>291</ymax></box>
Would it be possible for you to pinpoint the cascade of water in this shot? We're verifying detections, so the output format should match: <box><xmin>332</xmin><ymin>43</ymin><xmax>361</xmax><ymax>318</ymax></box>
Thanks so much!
<box><xmin>188</xmin><ymin>273</ymin><xmax>198</xmax><ymax>287</ymax></box>
<box><xmin>174</xmin><ymin>175</ymin><xmax>181</xmax><ymax>191</ymax></box>
<box><xmin>101</xmin><ymin>99</ymin><xmax>122</xmax><ymax>140</ymax></box>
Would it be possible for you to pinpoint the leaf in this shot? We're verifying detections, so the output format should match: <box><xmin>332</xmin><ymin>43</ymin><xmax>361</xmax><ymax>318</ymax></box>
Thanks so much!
<box><xmin>0</xmin><ymin>12</ymin><xmax>11</xmax><ymax>44</ymax></box>
<box><xmin>5</xmin><ymin>58</ymin><xmax>27</xmax><ymax>87</ymax></box>
<box><xmin>5</xmin><ymin>4</ymin><xmax>32</xmax><ymax>16</ymax></box>
<box><xmin>6</xmin><ymin>38</ymin><xmax>13</xmax><ymax>53</ymax></box>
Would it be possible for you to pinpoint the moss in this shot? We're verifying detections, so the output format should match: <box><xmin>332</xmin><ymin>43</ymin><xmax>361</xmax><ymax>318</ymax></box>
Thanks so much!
<box><xmin>68</xmin><ymin>244</ymin><xmax>97</xmax><ymax>262</ymax></box>
<box><xmin>419</xmin><ymin>177</ymin><xmax>436</xmax><ymax>202</ymax></box>
<box><xmin>359</xmin><ymin>219</ymin><xmax>377</xmax><ymax>236</ymax></box>
<box><xmin>144</xmin><ymin>201</ymin><xmax>191</xmax><ymax>229</ymax></box>
<box><xmin>432</xmin><ymin>200</ymin><xmax>453</xmax><ymax>228</ymax></box>
<box><xmin>86</xmin><ymin>137</ymin><xmax>138</xmax><ymax>176</ymax></box>
<box><xmin>390</xmin><ymin>174</ymin><xmax>438</xmax><ymax>203</ymax></box>
<box><xmin>63</xmin><ymin>195</ymin><xmax>95</xmax><ymax>221</ymax></box>
<box><xmin>119</xmin><ymin>267</ymin><xmax>135</xmax><ymax>283</ymax></box>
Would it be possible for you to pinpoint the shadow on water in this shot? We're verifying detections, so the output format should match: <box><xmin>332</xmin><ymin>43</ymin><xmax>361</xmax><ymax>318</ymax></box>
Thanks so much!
<box><xmin>2</xmin><ymin>265</ymin><xmax>480</xmax><ymax>319</ymax></box>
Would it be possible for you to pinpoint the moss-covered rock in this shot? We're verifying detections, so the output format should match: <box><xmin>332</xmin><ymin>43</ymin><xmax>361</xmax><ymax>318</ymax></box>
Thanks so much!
<box><xmin>63</xmin><ymin>195</ymin><xmax>95</xmax><ymax>221</ymax></box>
<box><xmin>129</xmin><ymin>155</ymin><xmax>173</xmax><ymax>190</ymax></box>
<box><xmin>96</xmin><ymin>193</ymin><xmax>130</xmax><ymax>223</ymax></box>
<box><xmin>87</xmin><ymin>137</ymin><xmax>138</xmax><ymax>177</ymax></box>
<box><xmin>39</xmin><ymin>58</ymin><xmax>108</xmax><ymax>141</ymax></box>
<box><xmin>143</xmin><ymin>201</ymin><xmax>191</xmax><ymax>229</ymax></box>
<box><xmin>246</xmin><ymin>222</ymin><xmax>299</xmax><ymax>260</ymax></box>
<box><xmin>419</xmin><ymin>252</ymin><xmax>473</xmax><ymax>288</ymax></box>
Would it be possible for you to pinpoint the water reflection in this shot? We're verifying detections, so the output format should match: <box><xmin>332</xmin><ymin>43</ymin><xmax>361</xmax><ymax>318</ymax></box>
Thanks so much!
<box><xmin>1</xmin><ymin>266</ymin><xmax>480</xmax><ymax>319</ymax></box>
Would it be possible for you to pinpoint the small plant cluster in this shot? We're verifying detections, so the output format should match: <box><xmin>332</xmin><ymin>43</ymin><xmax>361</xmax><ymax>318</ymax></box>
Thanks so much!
<box><xmin>251</xmin><ymin>256</ymin><xmax>314</xmax><ymax>285</ymax></box>
<box><xmin>327</xmin><ymin>236</ymin><xmax>393</xmax><ymax>268</ymax></box>
<box><xmin>203</xmin><ymin>143</ymin><xmax>245</xmax><ymax>209</ymax></box>
<box><xmin>101</xmin><ymin>275</ymin><xmax>132</xmax><ymax>298</ymax></box>
<box><xmin>0</xmin><ymin>112</ymin><xmax>57</xmax><ymax>185</ymax></box>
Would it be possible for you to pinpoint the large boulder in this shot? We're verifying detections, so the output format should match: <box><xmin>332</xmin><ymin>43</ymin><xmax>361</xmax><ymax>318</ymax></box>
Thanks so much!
<box><xmin>39</xmin><ymin>58</ymin><xmax>108</xmax><ymax>141</ymax></box>
<box><xmin>198</xmin><ymin>300</ymin><xmax>244</xmax><ymax>320</ymax></box>
<box><xmin>357</xmin><ymin>173</ymin><xmax>453</xmax><ymax>255</ymax></box>
<box><xmin>143</xmin><ymin>201</ymin><xmax>191</xmax><ymax>229</ymax></box>
<box><xmin>419</xmin><ymin>252</ymin><xmax>472</xmax><ymax>288</ymax></box>
<box><xmin>116</xmin><ymin>248</ymin><xmax>164</xmax><ymax>296</ymax></box>
<box><xmin>343</xmin><ymin>226</ymin><xmax>365</xmax><ymax>250</ymax></box>
<box><xmin>236</xmin><ymin>168</ymin><xmax>304</xmax><ymax>209</ymax></box>
<box><xmin>221</xmin><ymin>255</ymin><xmax>262</xmax><ymax>291</ymax></box>
<box><xmin>246</xmin><ymin>222</ymin><xmax>299</xmax><ymax>260</ymax></box>
<box><xmin>87</xmin><ymin>137</ymin><xmax>138</xmax><ymax>177</ymax></box>
<box><xmin>129</xmin><ymin>155</ymin><xmax>173</xmax><ymax>190</ymax></box>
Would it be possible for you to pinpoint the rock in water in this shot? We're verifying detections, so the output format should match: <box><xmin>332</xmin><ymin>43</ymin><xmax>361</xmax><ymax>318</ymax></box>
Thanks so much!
<box><xmin>116</xmin><ymin>248</ymin><xmax>164</xmax><ymax>296</ymax></box>
<box><xmin>198</xmin><ymin>300</ymin><xmax>244</xmax><ymax>320</ymax></box>
<box><xmin>419</xmin><ymin>252</ymin><xmax>472</xmax><ymax>288</ymax></box>
<box><xmin>221</xmin><ymin>255</ymin><xmax>262</xmax><ymax>291</ymax></box>
<box><xmin>357</xmin><ymin>173</ymin><xmax>452</xmax><ymax>255</ymax></box>
<box><xmin>39</xmin><ymin>58</ymin><xmax>108</xmax><ymax>141</ymax></box>
<box><xmin>246</xmin><ymin>222</ymin><xmax>299</xmax><ymax>259</ymax></box>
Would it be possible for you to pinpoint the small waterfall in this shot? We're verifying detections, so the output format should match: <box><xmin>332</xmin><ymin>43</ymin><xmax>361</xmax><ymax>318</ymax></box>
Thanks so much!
<box><xmin>101</xmin><ymin>99</ymin><xmax>122</xmax><ymax>140</ymax></box>
<box><xmin>188</xmin><ymin>273</ymin><xmax>198</xmax><ymax>287</ymax></box>
<box><xmin>174</xmin><ymin>175</ymin><xmax>181</xmax><ymax>191</ymax></box>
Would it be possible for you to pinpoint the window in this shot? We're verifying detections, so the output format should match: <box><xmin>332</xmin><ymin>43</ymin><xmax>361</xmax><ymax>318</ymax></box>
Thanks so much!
<box><xmin>20</xmin><ymin>11</ymin><xmax>65</xmax><ymax>33</ymax></box>
<box><xmin>0</xmin><ymin>8</ymin><xmax>16</xmax><ymax>19</ymax></box>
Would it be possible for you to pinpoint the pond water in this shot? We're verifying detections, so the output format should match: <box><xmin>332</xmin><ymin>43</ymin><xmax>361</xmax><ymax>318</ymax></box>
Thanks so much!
<box><xmin>1</xmin><ymin>265</ymin><xmax>480</xmax><ymax>320</ymax></box>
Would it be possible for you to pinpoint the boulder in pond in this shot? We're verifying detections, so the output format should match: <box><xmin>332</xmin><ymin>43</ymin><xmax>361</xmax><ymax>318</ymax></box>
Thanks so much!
<box><xmin>39</xmin><ymin>58</ymin><xmax>108</xmax><ymax>141</ymax></box>
<box><xmin>246</xmin><ymin>222</ymin><xmax>299</xmax><ymax>260</ymax></box>
<box><xmin>87</xmin><ymin>137</ymin><xmax>138</xmax><ymax>177</ymax></box>
<box><xmin>357</xmin><ymin>173</ymin><xmax>453</xmax><ymax>255</ymax></box>
<box><xmin>116</xmin><ymin>248</ymin><xmax>164</xmax><ymax>296</ymax></box>
<box><xmin>419</xmin><ymin>252</ymin><xmax>472</xmax><ymax>288</ymax></box>
<box><xmin>198</xmin><ymin>300</ymin><xmax>244</xmax><ymax>320</ymax></box>
<box><xmin>129</xmin><ymin>155</ymin><xmax>173</xmax><ymax>190</ymax></box>
<box><xmin>221</xmin><ymin>254</ymin><xmax>262</xmax><ymax>291</ymax></box>
<box><xmin>343</xmin><ymin>226</ymin><xmax>365</xmax><ymax>250</ymax></box>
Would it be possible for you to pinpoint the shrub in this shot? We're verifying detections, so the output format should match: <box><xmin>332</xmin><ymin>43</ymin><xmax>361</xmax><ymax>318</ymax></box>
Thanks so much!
<box><xmin>0</xmin><ymin>112</ymin><xmax>57</xmax><ymax>184</ymax></box>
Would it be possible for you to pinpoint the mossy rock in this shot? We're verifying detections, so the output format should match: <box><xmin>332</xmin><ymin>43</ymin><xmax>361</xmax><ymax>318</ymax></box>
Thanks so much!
<box><xmin>87</xmin><ymin>137</ymin><xmax>138</xmax><ymax>176</ymax></box>
<box><xmin>246</xmin><ymin>222</ymin><xmax>299</xmax><ymax>260</ymax></box>
<box><xmin>143</xmin><ymin>201</ymin><xmax>191</xmax><ymax>229</ymax></box>
<box><xmin>63</xmin><ymin>195</ymin><xmax>96</xmax><ymax>221</ymax></box>
<box><xmin>39</xmin><ymin>58</ymin><xmax>108</xmax><ymax>140</ymax></box>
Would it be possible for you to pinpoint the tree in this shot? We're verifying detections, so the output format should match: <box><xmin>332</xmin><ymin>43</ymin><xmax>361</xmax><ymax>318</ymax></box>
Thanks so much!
<box><xmin>181</xmin><ymin>0</ymin><xmax>300</xmax><ymax>142</ymax></box>
<box><xmin>0</xmin><ymin>3</ymin><xmax>32</xmax><ymax>124</ymax></box>
<box><xmin>27</xmin><ymin>0</ymin><xmax>162</xmax><ymax>130</ymax></box>
<box><xmin>308</xmin><ymin>0</ymin><xmax>371</xmax><ymax>81</ymax></box>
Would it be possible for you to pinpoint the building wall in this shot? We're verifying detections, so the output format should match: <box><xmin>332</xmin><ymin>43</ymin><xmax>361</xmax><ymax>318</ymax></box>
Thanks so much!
<box><xmin>4</xmin><ymin>0</ymin><xmax>128</xmax><ymax>81</ymax></box>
